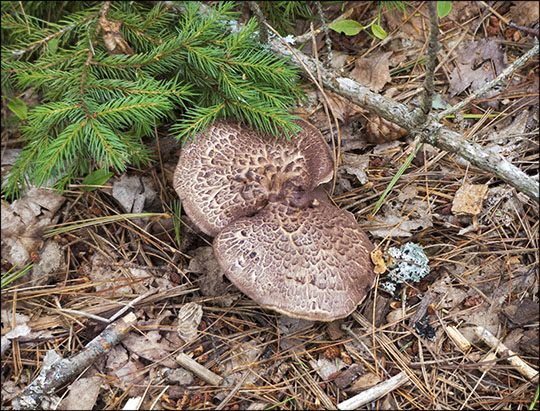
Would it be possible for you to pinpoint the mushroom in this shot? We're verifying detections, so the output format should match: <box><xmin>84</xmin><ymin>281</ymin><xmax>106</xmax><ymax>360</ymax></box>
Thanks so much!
<box><xmin>174</xmin><ymin>119</ymin><xmax>375</xmax><ymax>321</ymax></box>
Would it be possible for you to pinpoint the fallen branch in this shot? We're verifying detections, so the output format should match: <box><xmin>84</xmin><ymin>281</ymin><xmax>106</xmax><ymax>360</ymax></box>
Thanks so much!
<box><xmin>11</xmin><ymin>312</ymin><xmax>137</xmax><ymax>410</ymax></box>
<box><xmin>267</xmin><ymin>35</ymin><xmax>539</xmax><ymax>203</ymax></box>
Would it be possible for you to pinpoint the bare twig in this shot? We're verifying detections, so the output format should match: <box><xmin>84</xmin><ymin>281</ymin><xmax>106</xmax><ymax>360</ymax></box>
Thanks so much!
<box><xmin>267</xmin><ymin>37</ymin><xmax>540</xmax><ymax>203</ymax></box>
<box><xmin>293</xmin><ymin>7</ymin><xmax>356</xmax><ymax>45</ymax></box>
<box><xmin>248</xmin><ymin>2</ymin><xmax>268</xmax><ymax>44</ymax></box>
<box><xmin>12</xmin><ymin>313</ymin><xmax>137</xmax><ymax>410</ymax></box>
<box><xmin>417</xmin><ymin>1</ymin><xmax>439</xmax><ymax>124</ymax></box>
<box><xmin>337</xmin><ymin>371</ymin><xmax>409</xmax><ymax>410</ymax></box>
<box><xmin>473</xmin><ymin>326</ymin><xmax>539</xmax><ymax>380</ymax></box>
<box><xmin>315</xmin><ymin>1</ymin><xmax>332</xmax><ymax>64</ymax></box>
<box><xmin>509</xmin><ymin>22</ymin><xmax>539</xmax><ymax>38</ymax></box>
<box><xmin>175</xmin><ymin>353</ymin><xmax>223</xmax><ymax>386</ymax></box>
<box><xmin>108</xmin><ymin>288</ymin><xmax>158</xmax><ymax>322</ymax></box>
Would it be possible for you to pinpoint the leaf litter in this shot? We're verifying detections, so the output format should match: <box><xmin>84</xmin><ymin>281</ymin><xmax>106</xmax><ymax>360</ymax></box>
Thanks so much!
<box><xmin>1</xmin><ymin>2</ymin><xmax>539</xmax><ymax>410</ymax></box>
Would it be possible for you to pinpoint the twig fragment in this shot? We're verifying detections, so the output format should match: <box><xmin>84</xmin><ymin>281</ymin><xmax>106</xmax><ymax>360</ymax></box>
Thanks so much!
<box><xmin>417</xmin><ymin>1</ymin><xmax>439</xmax><ymax>124</ymax></box>
<box><xmin>473</xmin><ymin>326</ymin><xmax>539</xmax><ymax>380</ymax></box>
<box><xmin>175</xmin><ymin>353</ymin><xmax>223</xmax><ymax>386</ymax></box>
<box><xmin>337</xmin><ymin>371</ymin><xmax>409</xmax><ymax>410</ymax></box>
<box><xmin>445</xmin><ymin>325</ymin><xmax>471</xmax><ymax>352</ymax></box>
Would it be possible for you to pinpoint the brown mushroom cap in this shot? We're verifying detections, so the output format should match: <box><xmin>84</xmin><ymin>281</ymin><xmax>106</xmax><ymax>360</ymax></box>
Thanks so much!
<box><xmin>213</xmin><ymin>189</ymin><xmax>376</xmax><ymax>321</ymax></box>
<box><xmin>173</xmin><ymin>119</ymin><xmax>334</xmax><ymax>236</ymax></box>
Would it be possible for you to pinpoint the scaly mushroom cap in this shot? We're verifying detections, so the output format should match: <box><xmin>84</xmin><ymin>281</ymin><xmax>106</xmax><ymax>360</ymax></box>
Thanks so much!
<box><xmin>213</xmin><ymin>189</ymin><xmax>376</xmax><ymax>321</ymax></box>
<box><xmin>173</xmin><ymin>119</ymin><xmax>334</xmax><ymax>236</ymax></box>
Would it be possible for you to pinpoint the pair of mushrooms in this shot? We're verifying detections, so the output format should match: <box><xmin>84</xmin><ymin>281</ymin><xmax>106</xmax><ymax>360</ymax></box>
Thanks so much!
<box><xmin>174</xmin><ymin>119</ymin><xmax>375</xmax><ymax>321</ymax></box>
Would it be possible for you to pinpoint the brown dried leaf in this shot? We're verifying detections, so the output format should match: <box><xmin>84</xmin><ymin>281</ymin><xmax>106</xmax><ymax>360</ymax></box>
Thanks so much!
<box><xmin>1</xmin><ymin>188</ymin><xmax>65</xmax><ymax>267</ymax></box>
<box><xmin>348</xmin><ymin>372</ymin><xmax>382</xmax><ymax>393</ymax></box>
<box><xmin>340</xmin><ymin>152</ymin><xmax>370</xmax><ymax>185</ymax></box>
<box><xmin>448</xmin><ymin>39</ymin><xmax>507</xmax><ymax>101</ymax></box>
<box><xmin>367</xmin><ymin>200</ymin><xmax>433</xmax><ymax>238</ymax></box>
<box><xmin>188</xmin><ymin>246</ymin><xmax>239</xmax><ymax>307</ymax></box>
<box><xmin>98</xmin><ymin>14</ymin><xmax>134</xmax><ymax>55</ymax></box>
<box><xmin>61</xmin><ymin>376</ymin><xmax>102</xmax><ymax>411</ymax></box>
<box><xmin>502</xmin><ymin>299</ymin><xmax>538</xmax><ymax>326</ymax></box>
<box><xmin>318</xmin><ymin>90</ymin><xmax>365</xmax><ymax>123</ymax></box>
<box><xmin>123</xmin><ymin>330</ymin><xmax>178</xmax><ymax>368</ymax></box>
<box><xmin>510</xmin><ymin>1</ymin><xmax>539</xmax><ymax>26</ymax></box>
<box><xmin>111</xmin><ymin>175</ymin><xmax>158</xmax><ymax>213</ymax></box>
<box><xmin>451</xmin><ymin>183</ymin><xmax>489</xmax><ymax>216</ymax></box>
<box><xmin>350</xmin><ymin>51</ymin><xmax>393</xmax><ymax>92</ymax></box>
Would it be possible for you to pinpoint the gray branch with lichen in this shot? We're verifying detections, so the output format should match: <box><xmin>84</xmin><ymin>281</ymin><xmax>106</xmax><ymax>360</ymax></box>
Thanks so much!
<box><xmin>267</xmin><ymin>37</ymin><xmax>539</xmax><ymax>203</ymax></box>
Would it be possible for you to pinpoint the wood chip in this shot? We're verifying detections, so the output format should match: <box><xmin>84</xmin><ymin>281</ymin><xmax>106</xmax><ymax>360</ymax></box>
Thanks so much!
<box><xmin>446</xmin><ymin>325</ymin><xmax>471</xmax><ymax>352</ymax></box>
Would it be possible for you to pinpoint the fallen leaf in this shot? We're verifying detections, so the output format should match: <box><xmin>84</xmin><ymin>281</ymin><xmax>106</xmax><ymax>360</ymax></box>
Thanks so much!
<box><xmin>61</xmin><ymin>376</ymin><xmax>102</xmax><ymax>410</ymax></box>
<box><xmin>510</xmin><ymin>1</ymin><xmax>539</xmax><ymax>26</ymax></box>
<box><xmin>98</xmin><ymin>13</ymin><xmax>134</xmax><ymax>55</ymax></box>
<box><xmin>448</xmin><ymin>39</ymin><xmax>507</xmax><ymax>104</ymax></box>
<box><xmin>330</xmin><ymin>51</ymin><xmax>351</xmax><ymax>70</ymax></box>
<box><xmin>502</xmin><ymin>299</ymin><xmax>538</xmax><ymax>326</ymax></box>
<box><xmin>31</xmin><ymin>240</ymin><xmax>64</xmax><ymax>286</ymax></box>
<box><xmin>309</xmin><ymin>357</ymin><xmax>347</xmax><ymax>380</ymax></box>
<box><xmin>340</xmin><ymin>152</ymin><xmax>370</xmax><ymax>185</ymax></box>
<box><xmin>451</xmin><ymin>183</ymin><xmax>489</xmax><ymax>216</ymax></box>
<box><xmin>188</xmin><ymin>246</ymin><xmax>238</xmax><ymax>307</ymax></box>
<box><xmin>112</xmin><ymin>174</ymin><xmax>158</xmax><ymax>213</ymax></box>
<box><xmin>350</xmin><ymin>51</ymin><xmax>393</xmax><ymax>92</ymax></box>
<box><xmin>334</xmin><ymin>364</ymin><xmax>365</xmax><ymax>389</ymax></box>
<box><xmin>1</xmin><ymin>188</ymin><xmax>65</xmax><ymax>267</ymax></box>
<box><xmin>123</xmin><ymin>330</ymin><xmax>178</xmax><ymax>368</ymax></box>
<box><xmin>317</xmin><ymin>90</ymin><xmax>365</xmax><ymax>123</ymax></box>
<box><xmin>348</xmin><ymin>372</ymin><xmax>382</xmax><ymax>393</ymax></box>
<box><xmin>219</xmin><ymin>339</ymin><xmax>262</xmax><ymax>391</ymax></box>
<box><xmin>367</xmin><ymin>200</ymin><xmax>433</xmax><ymax>238</ymax></box>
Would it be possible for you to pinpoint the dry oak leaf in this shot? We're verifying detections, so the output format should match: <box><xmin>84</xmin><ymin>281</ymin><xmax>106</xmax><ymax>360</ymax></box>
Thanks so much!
<box><xmin>510</xmin><ymin>1</ymin><xmax>539</xmax><ymax>27</ymax></box>
<box><xmin>448</xmin><ymin>39</ymin><xmax>507</xmax><ymax>100</ymax></box>
<box><xmin>350</xmin><ymin>51</ymin><xmax>393</xmax><ymax>93</ymax></box>
<box><xmin>98</xmin><ymin>14</ymin><xmax>134</xmax><ymax>55</ymax></box>
<box><xmin>1</xmin><ymin>188</ymin><xmax>65</xmax><ymax>267</ymax></box>
<box><xmin>451</xmin><ymin>183</ymin><xmax>489</xmax><ymax>216</ymax></box>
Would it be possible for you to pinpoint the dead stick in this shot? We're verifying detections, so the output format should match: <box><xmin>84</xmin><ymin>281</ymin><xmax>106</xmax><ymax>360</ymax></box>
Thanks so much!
<box><xmin>337</xmin><ymin>371</ymin><xmax>409</xmax><ymax>410</ymax></box>
<box><xmin>267</xmin><ymin>37</ymin><xmax>539</xmax><ymax>203</ymax></box>
<box><xmin>175</xmin><ymin>353</ymin><xmax>223</xmax><ymax>386</ymax></box>
<box><xmin>12</xmin><ymin>312</ymin><xmax>137</xmax><ymax>410</ymax></box>
<box><xmin>473</xmin><ymin>326</ymin><xmax>539</xmax><ymax>380</ymax></box>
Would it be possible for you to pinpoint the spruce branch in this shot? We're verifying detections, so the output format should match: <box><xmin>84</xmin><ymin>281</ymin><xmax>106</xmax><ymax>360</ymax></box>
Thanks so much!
<box><xmin>267</xmin><ymin>36</ymin><xmax>539</xmax><ymax>203</ymax></box>
<box><xmin>2</xmin><ymin>1</ymin><xmax>305</xmax><ymax>198</ymax></box>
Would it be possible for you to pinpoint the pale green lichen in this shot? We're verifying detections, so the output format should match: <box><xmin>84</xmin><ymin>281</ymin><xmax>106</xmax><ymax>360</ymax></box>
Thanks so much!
<box><xmin>382</xmin><ymin>243</ymin><xmax>430</xmax><ymax>295</ymax></box>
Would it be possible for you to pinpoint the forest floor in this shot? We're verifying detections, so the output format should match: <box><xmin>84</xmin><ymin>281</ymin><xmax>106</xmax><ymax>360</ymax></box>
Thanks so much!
<box><xmin>1</xmin><ymin>1</ymin><xmax>539</xmax><ymax>410</ymax></box>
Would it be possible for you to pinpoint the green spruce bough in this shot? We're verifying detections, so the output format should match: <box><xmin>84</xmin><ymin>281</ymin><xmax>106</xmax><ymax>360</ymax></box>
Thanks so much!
<box><xmin>2</xmin><ymin>1</ymin><xmax>305</xmax><ymax>198</ymax></box>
